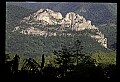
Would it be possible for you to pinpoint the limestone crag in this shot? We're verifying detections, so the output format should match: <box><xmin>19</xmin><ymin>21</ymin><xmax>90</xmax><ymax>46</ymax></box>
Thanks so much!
<box><xmin>22</xmin><ymin>9</ymin><xmax>63</xmax><ymax>25</ymax></box>
<box><xmin>13</xmin><ymin>9</ymin><xmax>107</xmax><ymax>48</ymax></box>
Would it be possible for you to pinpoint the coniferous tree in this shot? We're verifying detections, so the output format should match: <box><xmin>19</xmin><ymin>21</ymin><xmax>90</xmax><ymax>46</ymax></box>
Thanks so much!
<box><xmin>71</xmin><ymin>39</ymin><xmax>84</xmax><ymax>65</ymax></box>
<box><xmin>41</xmin><ymin>54</ymin><xmax>45</xmax><ymax>70</ymax></box>
<box><xmin>12</xmin><ymin>54</ymin><xmax>20</xmax><ymax>73</ymax></box>
<box><xmin>53</xmin><ymin>46</ymin><xmax>74</xmax><ymax>78</ymax></box>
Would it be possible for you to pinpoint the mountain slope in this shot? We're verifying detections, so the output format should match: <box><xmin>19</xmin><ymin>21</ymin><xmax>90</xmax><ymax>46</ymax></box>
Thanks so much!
<box><xmin>6</xmin><ymin>4</ymin><xmax>35</xmax><ymax>31</ymax></box>
<box><xmin>6</xmin><ymin>8</ymin><xmax>115</xmax><ymax>57</ymax></box>
<box><xmin>7</xmin><ymin>3</ymin><xmax>117</xmax><ymax>51</ymax></box>
<box><xmin>8</xmin><ymin>2</ymin><xmax>117</xmax><ymax>25</ymax></box>
<box><xmin>6</xmin><ymin>3</ymin><xmax>116</xmax><ymax>57</ymax></box>
<box><xmin>13</xmin><ymin>9</ymin><xmax>108</xmax><ymax>48</ymax></box>
<box><xmin>6</xmin><ymin>30</ymin><xmax>112</xmax><ymax>57</ymax></box>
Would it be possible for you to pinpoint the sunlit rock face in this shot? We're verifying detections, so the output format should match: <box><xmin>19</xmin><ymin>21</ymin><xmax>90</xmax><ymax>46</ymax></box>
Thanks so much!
<box><xmin>32</xmin><ymin>9</ymin><xmax>63</xmax><ymax>25</ymax></box>
<box><xmin>13</xmin><ymin>9</ymin><xmax>107</xmax><ymax>48</ymax></box>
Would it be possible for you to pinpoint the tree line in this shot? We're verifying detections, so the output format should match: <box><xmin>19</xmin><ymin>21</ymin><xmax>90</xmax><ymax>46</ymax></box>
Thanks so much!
<box><xmin>5</xmin><ymin>40</ymin><xmax>116</xmax><ymax>81</ymax></box>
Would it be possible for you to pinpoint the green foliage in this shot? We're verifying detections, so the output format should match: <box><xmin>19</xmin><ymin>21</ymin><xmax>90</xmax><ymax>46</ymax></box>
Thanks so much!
<box><xmin>34</xmin><ymin>55</ymin><xmax>42</xmax><ymax>64</ymax></box>
<box><xmin>5</xmin><ymin>51</ymin><xmax>16</xmax><ymax>61</ymax></box>
<box><xmin>5</xmin><ymin>51</ymin><xmax>26</xmax><ymax>70</ymax></box>
<box><xmin>6</xmin><ymin>29</ymin><xmax>114</xmax><ymax>57</ymax></box>
<box><xmin>54</xmin><ymin>46</ymin><xmax>74</xmax><ymax>66</ymax></box>
<box><xmin>92</xmin><ymin>52</ymin><xmax>116</xmax><ymax>67</ymax></box>
<box><xmin>5</xmin><ymin>53</ymin><xmax>10</xmax><ymax>61</ymax></box>
<box><xmin>18</xmin><ymin>55</ymin><xmax>26</xmax><ymax>70</ymax></box>
<box><xmin>6</xmin><ymin>3</ymin><xmax>116</xmax><ymax>59</ymax></box>
<box><xmin>6</xmin><ymin>4</ymin><xmax>35</xmax><ymax>25</ymax></box>
<box><xmin>45</xmin><ymin>54</ymin><xmax>58</xmax><ymax>67</ymax></box>
<box><xmin>5</xmin><ymin>40</ymin><xmax>116</xmax><ymax>79</ymax></box>
<box><xmin>53</xmin><ymin>46</ymin><xmax>75</xmax><ymax>77</ymax></box>
<box><xmin>5</xmin><ymin>3</ymin><xmax>117</xmax><ymax>79</ymax></box>
<box><xmin>41</xmin><ymin>54</ymin><xmax>45</xmax><ymax>69</ymax></box>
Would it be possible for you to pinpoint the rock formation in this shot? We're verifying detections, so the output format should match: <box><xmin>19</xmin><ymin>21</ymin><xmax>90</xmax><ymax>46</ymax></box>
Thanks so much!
<box><xmin>13</xmin><ymin>9</ymin><xmax>107</xmax><ymax>48</ymax></box>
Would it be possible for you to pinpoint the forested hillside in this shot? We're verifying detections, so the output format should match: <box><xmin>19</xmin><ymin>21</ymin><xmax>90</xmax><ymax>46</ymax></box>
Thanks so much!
<box><xmin>6</xmin><ymin>3</ymin><xmax>117</xmax><ymax>53</ymax></box>
<box><xmin>6</xmin><ymin>4</ymin><xmax>35</xmax><ymax>31</ymax></box>
<box><xmin>5</xmin><ymin>2</ymin><xmax>117</xmax><ymax>80</ymax></box>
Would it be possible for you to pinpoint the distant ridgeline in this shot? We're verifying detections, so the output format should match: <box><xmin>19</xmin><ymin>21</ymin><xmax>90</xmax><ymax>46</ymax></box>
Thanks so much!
<box><xmin>6</xmin><ymin>8</ymin><xmax>115</xmax><ymax>56</ymax></box>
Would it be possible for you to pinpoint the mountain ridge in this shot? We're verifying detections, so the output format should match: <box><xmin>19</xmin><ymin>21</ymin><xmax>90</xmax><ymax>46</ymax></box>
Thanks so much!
<box><xmin>7</xmin><ymin>2</ymin><xmax>117</xmax><ymax>25</ymax></box>
<box><xmin>6</xmin><ymin>3</ymin><xmax>116</xmax><ymax>56</ymax></box>
<box><xmin>13</xmin><ymin>8</ymin><xmax>107</xmax><ymax>48</ymax></box>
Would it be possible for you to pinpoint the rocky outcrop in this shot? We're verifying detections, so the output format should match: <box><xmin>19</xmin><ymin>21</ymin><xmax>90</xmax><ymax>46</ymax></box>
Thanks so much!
<box><xmin>22</xmin><ymin>9</ymin><xmax>63</xmax><ymax>25</ymax></box>
<box><xmin>90</xmin><ymin>31</ymin><xmax>107</xmax><ymax>48</ymax></box>
<box><xmin>60</xmin><ymin>12</ymin><xmax>98</xmax><ymax>31</ymax></box>
<box><xmin>13</xmin><ymin>9</ymin><xmax>107</xmax><ymax>48</ymax></box>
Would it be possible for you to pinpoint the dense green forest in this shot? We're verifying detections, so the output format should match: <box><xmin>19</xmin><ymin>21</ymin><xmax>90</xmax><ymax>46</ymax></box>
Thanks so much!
<box><xmin>6</xmin><ymin>29</ymin><xmax>114</xmax><ymax>57</ymax></box>
<box><xmin>5</xmin><ymin>3</ymin><xmax>117</xmax><ymax>80</ymax></box>
<box><xmin>5</xmin><ymin>40</ymin><xmax>116</xmax><ymax>80</ymax></box>
<box><xmin>6</xmin><ymin>4</ymin><xmax>117</xmax><ymax>56</ymax></box>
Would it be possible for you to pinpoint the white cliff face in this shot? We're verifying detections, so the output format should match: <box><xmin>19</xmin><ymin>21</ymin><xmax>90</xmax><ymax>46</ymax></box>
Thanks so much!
<box><xmin>63</xmin><ymin>12</ymin><xmax>98</xmax><ymax>31</ymax></box>
<box><xmin>51</xmin><ymin>12</ymin><xmax>62</xmax><ymax>19</ymax></box>
<box><xmin>12</xmin><ymin>26</ymin><xmax>20</xmax><ymax>32</ymax></box>
<box><xmin>21</xmin><ymin>9</ymin><xmax>63</xmax><ymax>25</ymax></box>
<box><xmin>33</xmin><ymin>9</ymin><xmax>63</xmax><ymax>25</ymax></box>
<box><xmin>90</xmin><ymin>32</ymin><xmax>107</xmax><ymax>48</ymax></box>
<box><xmin>13</xmin><ymin>9</ymin><xmax>107</xmax><ymax>48</ymax></box>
